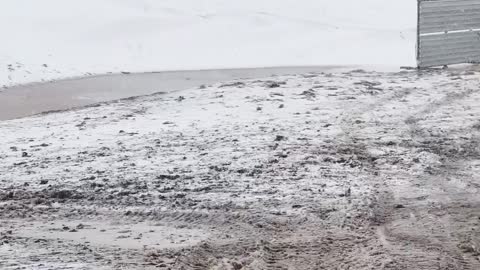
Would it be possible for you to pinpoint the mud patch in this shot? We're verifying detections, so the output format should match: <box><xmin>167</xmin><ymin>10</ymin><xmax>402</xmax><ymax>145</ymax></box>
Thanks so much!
<box><xmin>10</xmin><ymin>220</ymin><xmax>208</xmax><ymax>250</ymax></box>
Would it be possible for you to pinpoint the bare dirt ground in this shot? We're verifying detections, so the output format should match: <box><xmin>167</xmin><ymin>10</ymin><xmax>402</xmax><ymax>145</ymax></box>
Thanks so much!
<box><xmin>0</xmin><ymin>68</ymin><xmax>479</xmax><ymax>269</ymax></box>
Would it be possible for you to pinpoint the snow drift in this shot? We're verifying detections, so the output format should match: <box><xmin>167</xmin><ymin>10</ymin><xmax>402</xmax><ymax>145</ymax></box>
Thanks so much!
<box><xmin>0</xmin><ymin>0</ymin><xmax>417</xmax><ymax>86</ymax></box>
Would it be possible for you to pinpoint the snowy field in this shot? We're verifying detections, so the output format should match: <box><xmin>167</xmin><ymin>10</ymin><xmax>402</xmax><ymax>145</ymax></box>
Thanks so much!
<box><xmin>4</xmin><ymin>1</ymin><xmax>480</xmax><ymax>269</ymax></box>
<box><xmin>0</xmin><ymin>0</ymin><xmax>416</xmax><ymax>87</ymax></box>
<box><xmin>1</xmin><ymin>67</ymin><xmax>480</xmax><ymax>269</ymax></box>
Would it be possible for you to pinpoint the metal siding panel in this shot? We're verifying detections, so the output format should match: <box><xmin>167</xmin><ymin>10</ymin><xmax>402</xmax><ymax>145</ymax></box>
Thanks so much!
<box><xmin>418</xmin><ymin>0</ymin><xmax>480</xmax><ymax>67</ymax></box>
<box><xmin>420</xmin><ymin>13</ymin><xmax>480</xmax><ymax>34</ymax></box>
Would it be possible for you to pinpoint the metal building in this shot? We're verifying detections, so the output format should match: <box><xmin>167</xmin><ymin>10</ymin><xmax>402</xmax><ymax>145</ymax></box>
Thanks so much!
<box><xmin>417</xmin><ymin>0</ymin><xmax>480</xmax><ymax>68</ymax></box>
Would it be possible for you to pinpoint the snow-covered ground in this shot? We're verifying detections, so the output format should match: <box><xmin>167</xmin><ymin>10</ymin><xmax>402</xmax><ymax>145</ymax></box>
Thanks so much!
<box><xmin>1</xmin><ymin>68</ymin><xmax>480</xmax><ymax>269</ymax></box>
<box><xmin>0</xmin><ymin>0</ymin><xmax>416</xmax><ymax>87</ymax></box>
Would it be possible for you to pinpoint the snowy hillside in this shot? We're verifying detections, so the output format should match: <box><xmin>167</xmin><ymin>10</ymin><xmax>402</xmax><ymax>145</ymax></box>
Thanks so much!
<box><xmin>0</xmin><ymin>0</ymin><xmax>416</xmax><ymax>87</ymax></box>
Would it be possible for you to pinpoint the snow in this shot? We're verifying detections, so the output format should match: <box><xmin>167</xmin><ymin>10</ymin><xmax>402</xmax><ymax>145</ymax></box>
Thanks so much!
<box><xmin>1</xmin><ymin>68</ymin><xmax>480</xmax><ymax>269</ymax></box>
<box><xmin>0</xmin><ymin>0</ymin><xmax>417</xmax><ymax>87</ymax></box>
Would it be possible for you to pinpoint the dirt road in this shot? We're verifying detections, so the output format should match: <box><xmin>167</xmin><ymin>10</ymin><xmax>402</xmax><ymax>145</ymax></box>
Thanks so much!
<box><xmin>0</xmin><ymin>68</ymin><xmax>479</xmax><ymax>269</ymax></box>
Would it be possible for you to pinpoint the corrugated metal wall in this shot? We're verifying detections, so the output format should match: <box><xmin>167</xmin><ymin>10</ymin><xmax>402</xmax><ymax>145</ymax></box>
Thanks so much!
<box><xmin>418</xmin><ymin>0</ymin><xmax>480</xmax><ymax>68</ymax></box>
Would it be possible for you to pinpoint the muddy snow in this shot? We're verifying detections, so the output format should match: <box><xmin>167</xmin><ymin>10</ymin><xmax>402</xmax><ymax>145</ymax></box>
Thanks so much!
<box><xmin>1</xmin><ymin>68</ymin><xmax>480</xmax><ymax>269</ymax></box>
<box><xmin>0</xmin><ymin>66</ymin><xmax>345</xmax><ymax>121</ymax></box>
